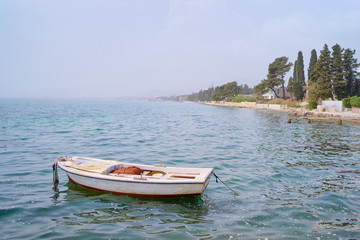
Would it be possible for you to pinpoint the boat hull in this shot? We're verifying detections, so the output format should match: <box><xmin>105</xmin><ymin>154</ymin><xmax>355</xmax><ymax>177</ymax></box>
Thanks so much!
<box><xmin>66</xmin><ymin>171</ymin><xmax>211</xmax><ymax>197</ymax></box>
<box><xmin>55</xmin><ymin>156</ymin><xmax>213</xmax><ymax>197</ymax></box>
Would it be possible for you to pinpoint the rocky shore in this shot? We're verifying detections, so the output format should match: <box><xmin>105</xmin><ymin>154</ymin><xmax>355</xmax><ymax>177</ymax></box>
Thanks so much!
<box><xmin>201</xmin><ymin>101</ymin><xmax>360</xmax><ymax>124</ymax></box>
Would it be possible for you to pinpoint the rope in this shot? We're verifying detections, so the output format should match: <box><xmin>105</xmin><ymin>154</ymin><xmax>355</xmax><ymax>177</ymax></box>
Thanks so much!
<box><xmin>213</xmin><ymin>172</ymin><xmax>240</xmax><ymax>196</ymax></box>
<box><xmin>52</xmin><ymin>158</ymin><xmax>59</xmax><ymax>190</ymax></box>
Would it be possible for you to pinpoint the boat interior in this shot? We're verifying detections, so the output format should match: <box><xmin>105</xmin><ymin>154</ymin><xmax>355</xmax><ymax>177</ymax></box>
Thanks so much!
<box><xmin>104</xmin><ymin>164</ymin><xmax>197</xmax><ymax>180</ymax></box>
<box><xmin>60</xmin><ymin>157</ymin><xmax>203</xmax><ymax>180</ymax></box>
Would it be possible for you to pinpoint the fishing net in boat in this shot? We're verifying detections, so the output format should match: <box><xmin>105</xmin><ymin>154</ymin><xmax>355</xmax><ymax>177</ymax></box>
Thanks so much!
<box><xmin>112</xmin><ymin>166</ymin><xmax>142</xmax><ymax>175</ymax></box>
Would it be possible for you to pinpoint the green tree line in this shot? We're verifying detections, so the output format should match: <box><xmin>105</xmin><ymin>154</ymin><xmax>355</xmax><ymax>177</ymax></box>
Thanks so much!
<box><xmin>307</xmin><ymin>44</ymin><xmax>359</xmax><ymax>108</ymax></box>
<box><xmin>255</xmin><ymin>43</ymin><xmax>359</xmax><ymax>109</ymax></box>
<box><xmin>187</xmin><ymin>82</ymin><xmax>253</xmax><ymax>102</ymax></box>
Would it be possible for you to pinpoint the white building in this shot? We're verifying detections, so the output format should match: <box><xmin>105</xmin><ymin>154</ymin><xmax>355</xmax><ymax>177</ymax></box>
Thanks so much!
<box><xmin>262</xmin><ymin>87</ymin><xmax>290</xmax><ymax>99</ymax></box>
<box><xmin>262</xmin><ymin>91</ymin><xmax>275</xmax><ymax>99</ymax></box>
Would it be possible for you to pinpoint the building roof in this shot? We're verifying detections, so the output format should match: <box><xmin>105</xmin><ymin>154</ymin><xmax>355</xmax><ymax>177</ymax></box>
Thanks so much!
<box><xmin>263</xmin><ymin>91</ymin><xmax>274</xmax><ymax>97</ymax></box>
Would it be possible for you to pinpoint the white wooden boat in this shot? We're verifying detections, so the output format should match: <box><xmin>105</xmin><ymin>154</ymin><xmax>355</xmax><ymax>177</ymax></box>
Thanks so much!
<box><xmin>53</xmin><ymin>156</ymin><xmax>213</xmax><ymax>197</ymax></box>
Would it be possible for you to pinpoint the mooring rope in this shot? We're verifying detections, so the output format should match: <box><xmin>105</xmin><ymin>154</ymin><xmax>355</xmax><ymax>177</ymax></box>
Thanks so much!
<box><xmin>213</xmin><ymin>172</ymin><xmax>240</xmax><ymax>196</ymax></box>
<box><xmin>52</xmin><ymin>159</ymin><xmax>59</xmax><ymax>190</ymax></box>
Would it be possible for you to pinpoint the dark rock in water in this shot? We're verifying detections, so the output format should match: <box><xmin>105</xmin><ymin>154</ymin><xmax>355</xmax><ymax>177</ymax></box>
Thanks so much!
<box><xmin>339</xmin><ymin>170</ymin><xmax>360</xmax><ymax>173</ymax></box>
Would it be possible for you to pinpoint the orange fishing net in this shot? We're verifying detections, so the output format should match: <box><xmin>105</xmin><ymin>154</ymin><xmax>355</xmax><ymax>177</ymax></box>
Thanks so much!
<box><xmin>112</xmin><ymin>166</ymin><xmax>142</xmax><ymax>175</ymax></box>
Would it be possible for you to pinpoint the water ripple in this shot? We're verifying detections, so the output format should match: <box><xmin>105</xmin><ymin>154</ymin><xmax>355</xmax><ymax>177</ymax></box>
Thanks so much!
<box><xmin>1</xmin><ymin>99</ymin><xmax>360</xmax><ymax>239</ymax></box>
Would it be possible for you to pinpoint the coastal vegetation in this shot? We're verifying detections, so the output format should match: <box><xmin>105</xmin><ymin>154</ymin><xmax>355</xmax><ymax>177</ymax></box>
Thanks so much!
<box><xmin>186</xmin><ymin>82</ymin><xmax>253</xmax><ymax>102</ymax></box>
<box><xmin>254</xmin><ymin>43</ymin><xmax>359</xmax><ymax>109</ymax></box>
<box><xmin>230</xmin><ymin>94</ymin><xmax>256</xmax><ymax>103</ymax></box>
<box><xmin>290</xmin><ymin>51</ymin><xmax>306</xmax><ymax>101</ymax></box>
<box><xmin>254</xmin><ymin>56</ymin><xmax>293</xmax><ymax>99</ymax></box>
<box><xmin>159</xmin><ymin>43</ymin><xmax>358</xmax><ymax>111</ymax></box>
<box><xmin>267</xmin><ymin>99</ymin><xmax>301</xmax><ymax>108</ymax></box>
<box><xmin>306</xmin><ymin>44</ymin><xmax>359</xmax><ymax>109</ymax></box>
<box><xmin>343</xmin><ymin>96</ymin><xmax>360</xmax><ymax>108</ymax></box>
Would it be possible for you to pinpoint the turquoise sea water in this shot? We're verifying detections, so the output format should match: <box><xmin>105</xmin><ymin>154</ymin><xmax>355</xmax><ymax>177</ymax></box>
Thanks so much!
<box><xmin>1</xmin><ymin>99</ymin><xmax>360</xmax><ymax>239</ymax></box>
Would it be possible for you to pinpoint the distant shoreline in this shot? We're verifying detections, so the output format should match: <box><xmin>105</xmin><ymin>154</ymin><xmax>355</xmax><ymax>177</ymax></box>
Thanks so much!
<box><xmin>198</xmin><ymin>101</ymin><xmax>360</xmax><ymax>124</ymax></box>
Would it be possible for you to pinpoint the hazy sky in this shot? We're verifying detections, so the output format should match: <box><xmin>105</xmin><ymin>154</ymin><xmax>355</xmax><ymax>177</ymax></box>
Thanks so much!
<box><xmin>1</xmin><ymin>0</ymin><xmax>359</xmax><ymax>98</ymax></box>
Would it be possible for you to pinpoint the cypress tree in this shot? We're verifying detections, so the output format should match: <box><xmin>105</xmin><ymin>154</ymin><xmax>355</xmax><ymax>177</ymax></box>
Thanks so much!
<box><xmin>293</xmin><ymin>60</ymin><xmax>298</xmax><ymax>83</ymax></box>
<box><xmin>343</xmin><ymin>49</ymin><xmax>360</xmax><ymax>97</ymax></box>
<box><xmin>308</xmin><ymin>49</ymin><xmax>318</xmax><ymax>83</ymax></box>
<box><xmin>312</xmin><ymin>44</ymin><xmax>333</xmax><ymax>100</ymax></box>
<box><xmin>286</xmin><ymin>77</ymin><xmax>294</xmax><ymax>99</ymax></box>
<box><xmin>293</xmin><ymin>51</ymin><xmax>305</xmax><ymax>100</ymax></box>
<box><xmin>331</xmin><ymin>44</ymin><xmax>346</xmax><ymax>99</ymax></box>
<box><xmin>291</xmin><ymin>60</ymin><xmax>297</xmax><ymax>98</ymax></box>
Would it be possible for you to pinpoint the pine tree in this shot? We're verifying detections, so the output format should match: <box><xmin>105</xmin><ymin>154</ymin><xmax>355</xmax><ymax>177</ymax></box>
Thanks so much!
<box><xmin>255</xmin><ymin>56</ymin><xmax>293</xmax><ymax>99</ymax></box>
<box><xmin>343</xmin><ymin>49</ymin><xmax>360</xmax><ymax>97</ymax></box>
<box><xmin>293</xmin><ymin>51</ymin><xmax>305</xmax><ymax>100</ymax></box>
<box><xmin>308</xmin><ymin>49</ymin><xmax>318</xmax><ymax>83</ymax></box>
<box><xmin>331</xmin><ymin>44</ymin><xmax>346</xmax><ymax>99</ymax></box>
<box><xmin>267</xmin><ymin>56</ymin><xmax>292</xmax><ymax>99</ymax></box>
<box><xmin>311</xmin><ymin>44</ymin><xmax>333</xmax><ymax>100</ymax></box>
